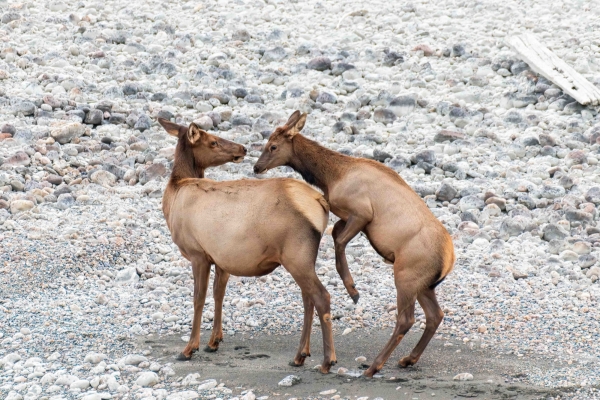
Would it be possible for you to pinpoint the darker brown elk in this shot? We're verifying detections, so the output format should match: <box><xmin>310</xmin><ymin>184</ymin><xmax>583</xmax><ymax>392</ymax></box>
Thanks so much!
<box><xmin>254</xmin><ymin>111</ymin><xmax>455</xmax><ymax>377</ymax></box>
<box><xmin>157</xmin><ymin>118</ymin><xmax>337</xmax><ymax>373</ymax></box>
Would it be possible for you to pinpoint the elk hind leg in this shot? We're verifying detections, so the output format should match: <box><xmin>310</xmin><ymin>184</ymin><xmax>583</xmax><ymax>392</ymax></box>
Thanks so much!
<box><xmin>364</xmin><ymin>268</ymin><xmax>419</xmax><ymax>377</ymax></box>
<box><xmin>290</xmin><ymin>290</ymin><xmax>314</xmax><ymax>367</ymax></box>
<box><xmin>205</xmin><ymin>265</ymin><xmax>230</xmax><ymax>352</ymax></box>
<box><xmin>399</xmin><ymin>287</ymin><xmax>444</xmax><ymax>367</ymax></box>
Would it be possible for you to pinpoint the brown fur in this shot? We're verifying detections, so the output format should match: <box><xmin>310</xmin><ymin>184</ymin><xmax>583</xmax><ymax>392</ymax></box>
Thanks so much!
<box><xmin>157</xmin><ymin>118</ymin><xmax>337</xmax><ymax>373</ymax></box>
<box><xmin>254</xmin><ymin>111</ymin><xmax>455</xmax><ymax>377</ymax></box>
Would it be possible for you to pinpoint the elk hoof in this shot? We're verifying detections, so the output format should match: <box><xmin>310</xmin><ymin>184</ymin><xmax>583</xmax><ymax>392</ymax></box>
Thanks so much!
<box><xmin>398</xmin><ymin>356</ymin><xmax>416</xmax><ymax>368</ymax></box>
<box><xmin>351</xmin><ymin>293</ymin><xmax>360</xmax><ymax>304</ymax></box>
<box><xmin>300</xmin><ymin>352</ymin><xmax>311</xmax><ymax>357</ymax></box>
<box><xmin>319</xmin><ymin>365</ymin><xmax>331</xmax><ymax>374</ymax></box>
<box><xmin>203</xmin><ymin>345</ymin><xmax>218</xmax><ymax>353</ymax></box>
<box><xmin>289</xmin><ymin>360</ymin><xmax>304</xmax><ymax>367</ymax></box>
<box><xmin>176</xmin><ymin>352</ymin><xmax>192</xmax><ymax>361</ymax></box>
<box><xmin>363</xmin><ymin>367</ymin><xmax>379</xmax><ymax>378</ymax></box>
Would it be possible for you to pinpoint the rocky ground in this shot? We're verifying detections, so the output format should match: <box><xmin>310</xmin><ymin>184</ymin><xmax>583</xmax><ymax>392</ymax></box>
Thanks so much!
<box><xmin>2</xmin><ymin>0</ymin><xmax>600</xmax><ymax>399</ymax></box>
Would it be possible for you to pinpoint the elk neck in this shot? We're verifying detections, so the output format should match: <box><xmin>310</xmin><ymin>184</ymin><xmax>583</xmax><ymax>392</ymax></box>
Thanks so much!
<box><xmin>287</xmin><ymin>134</ymin><xmax>347</xmax><ymax>193</ymax></box>
<box><xmin>169</xmin><ymin>138</ymin><xmax>205</xmax><ymax>184</ymax></box>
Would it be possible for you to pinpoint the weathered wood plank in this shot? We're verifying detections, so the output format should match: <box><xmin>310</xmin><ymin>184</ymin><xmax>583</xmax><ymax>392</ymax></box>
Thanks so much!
<box><xmin>506</xmin><ymin>34</ymin><xmax>600</xmax><ymax>106</ymax></box>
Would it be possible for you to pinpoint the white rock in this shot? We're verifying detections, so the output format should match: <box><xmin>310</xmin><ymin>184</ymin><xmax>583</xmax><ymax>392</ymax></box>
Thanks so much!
<box><xmin>82</xmin><ymin>394</ymin><xmax>103</xmax><ymax>400</ymax></box>
<box><xmin>197</xmin><ymin>379</ymin><xmax>218</xmax><ymax>391</ymax></box>
<box><xmin>54</xmin><ymin>374</ymin><xmax>78</xmax><ymax>386</ymax></box>
<box><xmin>182</xmin><ymin>373</ymin><xmax>202</xmax><ymax>386</ymax></box>
<box><xmin>23</xmin><ymin>357</ymin><xmax>41</xmax><ymax>367</ymax></box>
<box><xmin>84</xmin><ymin>352</ymin><xmax>106</xmax><ymax>364</ymax></box>
<box><xmin>40</xmin><ymin>372</ymin><xmax>56</xmax><ymax>385</ymax></box>
<box><xmin>319</xmin><ymin>389</ymin><xmax>337</xmax><ymax>395</ymax></box>
<box><xmin>241</xmin><ymin>391</ymin><xmax>256</xmax><ymax>400</ymax></box>
<box><xmin>91</xmin><ymin>170</ymin><xmax>117</xmax><ymax>186</ymax></box>
<box><xmin>115</xmin><ymin>268</ymin><xmax>139</xmax><ymax>285</ymax></box>
<box><xmin>166</xmin><ymin>391</ymin><xmax>199</xmax><ymax>400</ymax></box>
<box><xmin>50</xmin><ymin>122</ymin><xmax>86</xmax><ymax>144</ymax></box>
<box><xmin>135</xmin><ymin>371</ymin><xmax>159</xmax><ymax>387</ymax></box>
<box><xmin>278</xmin><ymin>375</ymin><xmax>301</xmax><ymax>387</ymax></box>
<box><xmin>121</xmin><ymin>354</ymin><xmax>147</xmax><ymax>365</ymax></box>
<box><xmin>70</xmin><ymin>379</ymin><xmax>90</xmax><ymax>389</ymax></box>
<box><xmin>453</xmin><ymin>373</ymin><xmax>474</xmax><ymax>381</ymax></box>
<box><xmin>10</xmin><ymin>200</ymin><xmax>34</xmax><ymax>214</ymax></box>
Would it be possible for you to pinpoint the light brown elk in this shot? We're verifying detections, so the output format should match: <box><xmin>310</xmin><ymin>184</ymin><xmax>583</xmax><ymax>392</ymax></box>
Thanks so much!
<box><xmin>254</xmin><ymin>111</ymin><xmax>455</xmax><ymax>377</ymax></box>
<box><xmin>158</xmin><ymin>118</ymin><xmax>337</xmax><ymax>373</ymax></box>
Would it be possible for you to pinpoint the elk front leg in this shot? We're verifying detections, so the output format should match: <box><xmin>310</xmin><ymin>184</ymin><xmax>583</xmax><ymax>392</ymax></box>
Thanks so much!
<box><xmin>332</xmin><ymin>216</ymin><xmax>368</xmax><ymax>304</ymax></box>
<box><xmin>178</xmin><ymin>255</ymin><xmax>211</xmax><ymax>361</ymax></box>
<box><xmin>205</xmin><ymin>265</ymin><xmax>230</xmax><ymax>352</ymax></box>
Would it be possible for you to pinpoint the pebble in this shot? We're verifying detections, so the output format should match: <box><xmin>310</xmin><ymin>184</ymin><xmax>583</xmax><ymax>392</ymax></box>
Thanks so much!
<box><xmin>136</xmin><ymin>371</ymin><xmax>159</xmax><ymax>387</ymax></box>
<box><xmin>307</xmin><ymin>57</ymin><xmax>332</xmax><ymax>71</ymax></box>
<box><xmin>278</xmin><ymin>375</ymin><xmax>301</xmax><ymax>387</ymax></box>
<box><xmin>453</xmin><ymin>373</ymin><xmax>474</xmax><ymax>381</ymax></box>
<box><xmin>197</xmin><ymin>379</ymin><xmax>218</xmax><ymax>391</ymax></box>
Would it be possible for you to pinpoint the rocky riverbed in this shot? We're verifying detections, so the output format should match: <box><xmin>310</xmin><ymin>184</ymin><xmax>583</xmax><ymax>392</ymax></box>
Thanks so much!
<box><xmin>2</xmin><ymin>0</ymin><xmax>600</xmax><ymax>399</ymax></box>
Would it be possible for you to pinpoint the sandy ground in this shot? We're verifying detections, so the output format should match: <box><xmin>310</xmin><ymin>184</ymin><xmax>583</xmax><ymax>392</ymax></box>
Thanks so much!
<box><xmin>137</xmin><ymin>329</ymin><xmax>571</xmax><ymax>399</ymax></box>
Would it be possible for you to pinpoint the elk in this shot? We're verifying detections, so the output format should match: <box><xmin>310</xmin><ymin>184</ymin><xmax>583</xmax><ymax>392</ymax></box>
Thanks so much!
<box><xmin>254</xmin><ymin>111</ymin><xmax>455</xmax><ymax>377</ymax></box>
<box><xmin>157</xmin><ymin>118</ymin><xmax>337</xmax><ymax>373</ymax></box>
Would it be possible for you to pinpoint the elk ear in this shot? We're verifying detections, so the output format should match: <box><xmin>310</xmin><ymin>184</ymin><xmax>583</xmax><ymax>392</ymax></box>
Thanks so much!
<box><xmin>285</xmin><ymin>110</ymin><xmax>301</xmax><ymax>128</ymax></box>
<box><xmin>187</xmin><ymin>123</ymin><xmax>205</xmax><ymax>145</ymax></box>
<box><xmin>295</xmin><ymin>113</ymin><xmax>307</xmax><ymax>131</ymax></box>
<box><xmin>158</xmin><ymin>118</ymin><xmax>182</xmax><ymax>137</ymax></box>
<box><xmin>285</xmin><ymin>112</ymin><xmax>307</xmax><ymax>139</ymax></box>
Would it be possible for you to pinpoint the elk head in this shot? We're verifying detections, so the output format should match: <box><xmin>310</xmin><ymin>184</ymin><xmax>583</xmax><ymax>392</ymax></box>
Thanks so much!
<box><xmin>158</xmin><ymin>118</ymin><xmax>247</xmax><ymax>170</ymax></box>
<box><xmin>253</xmin><ymin>110</ymin><xmax>307</xmax><ymax>174</ymax></box>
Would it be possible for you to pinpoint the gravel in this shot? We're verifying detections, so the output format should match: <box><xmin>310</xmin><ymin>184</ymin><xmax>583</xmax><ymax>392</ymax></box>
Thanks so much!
<box><xmin>1</xmin><ymin>0</ymin><xmax>600</xmax><ymax>399</ymax></box>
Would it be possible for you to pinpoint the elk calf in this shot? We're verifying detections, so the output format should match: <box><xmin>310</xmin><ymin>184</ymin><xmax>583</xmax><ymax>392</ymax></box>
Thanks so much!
<box><xmin>254</xmin><ymin>111</ymin><xmax>455</xmax><ymax>377</ymax></box>
<box><xmin>158</xmin><ymin>118</ymin><xmax>336</xmax><ymax>373</ymax></box>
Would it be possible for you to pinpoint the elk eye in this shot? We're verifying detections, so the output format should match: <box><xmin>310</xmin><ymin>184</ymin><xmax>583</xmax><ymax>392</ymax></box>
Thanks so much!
<box><xmin>211</xmin><ymin>141</ymin><xmax>217</xmax><ymax>147</ymax></box>
<box><xmin>270</xmin><ymin>145</ymin><xmax>277</xmax><ymax>151</ymax></box>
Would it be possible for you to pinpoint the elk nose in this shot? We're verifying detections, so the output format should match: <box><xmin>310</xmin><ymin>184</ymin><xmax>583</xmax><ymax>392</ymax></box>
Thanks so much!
<box><xmin>243</xmin><ymin>147</ymin><xmax>248</xmax><ymax>154</ymax></box>
<box><xmin>253</xmin><ymin>165</ymin><xmax>259</xmax><ymax>174</ymax></box>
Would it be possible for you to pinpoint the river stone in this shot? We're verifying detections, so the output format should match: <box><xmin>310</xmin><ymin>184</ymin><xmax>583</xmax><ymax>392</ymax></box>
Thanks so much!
<box><xmin>91</xmin><ymin>170</ymin><xmax>117</xmax><ymax>186</ymax></box>
<box><xmin>459</xmin><ymin>195</ymin><xmax>485</xmax><ymax>212</ymax></box>
<box><xmin>585</xmin><ymin>187</ymin><xmax>600</xmax><ymax>205</ymax></box>
<box><xmin>139</xmin><ymin>164</ymin><xmax>167</xmax><ymax>184</ymax></box>
<box><xmin>56</xmin><ymin>194</ymin><xmax>75</xmax><ymax>210</ymax></box>
<box><xmin>51</xmin><ymin>122</ymin><xmax>86</xmax><ymax>144</ymax></box>
<box><xmin>115</xmin><ymin>268</ymin><xmax>139</xmax><ymax>285</ymax></box>
<box><xmin>84</xmin><ymin>353</ymin><xmax>106</xmax><ymax>364</ymax></box>
<box><xmin>12</xmin><ymin>101</ymin><xmax>36</xmax><ymax>116</ymax></box>
<box><xmin>373</xmin><ymin>108</ymin><xmax>396</xmax><ymax>124</ymax></box>
<box><xmin>436</xmin><ymin>183</ymin><xmax>457</xmax><ymax>201</ymax></box>
<box><xmin>262</xmin><ymin>47</ymin><xmax>287</xmax><ymax>62</ymax></box>
<box><xmin>10</xmin><ymin>200</ymin><xmax>34</xmax><ymax>213</ymax></box>
<box><xmin>5</xmin><ymin>151</ymin><xmax>30</xmax><ymax>166</ymax></box>
<box><xmin>543</xmin><ymin>224</ymin><xmax>569</xmax><ymax>241</ymax></box>
<box><xmin>136</xmin><ymin>372</ymin><xmax>159</xmax><ymax>387</ymax></box>
<box><xmin>85</xmin><ymin>109</ymin><xmax>104</xmax><ymax>125</ymax></box>
<box><xmin>389</xmin><ymin>96</ymin><xmax>416</xmax><ymax>117</ymax></box>
<box><xmin>194</xmin><ymin>116</ymin><xmax>214</xmax><ymax>130</ymax></box>
<box><xmin>434</xmin><ymin>130</ymin><xmax>465</xmax><ymax>143</ymax></box>
<box><xmin>412</xmin><ymin>149</ymin><xmax>436</xmax><ymax>165</ymax></box>
<box><xmin>197</xmin><ymin>379</ymin><xmax>218</xmax><ymax>391</ymax></box>
<box><xmin>307</xmin><ymin>57</ymin><xmax>332</xmax><ymax>71</ymax></box>
<box><xmin>278</xmin><ymin>375</ymin><xmax>301</xmax><ymax>387</ymax></box>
